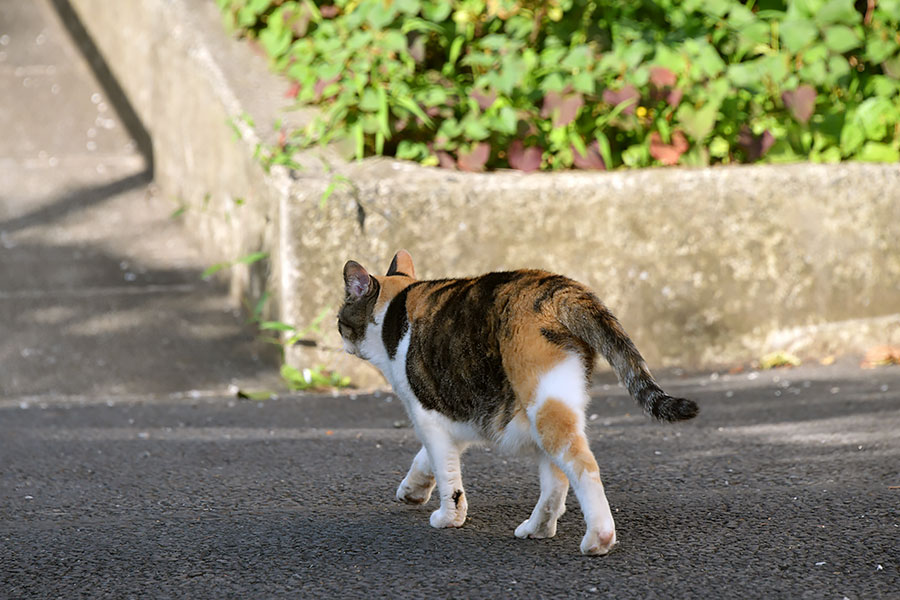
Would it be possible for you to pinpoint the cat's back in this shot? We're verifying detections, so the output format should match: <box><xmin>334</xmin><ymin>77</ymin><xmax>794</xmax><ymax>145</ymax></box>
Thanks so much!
<box><xmin>403</xmin><ymin>268</ymin><xmax>593</xmax><ymax>330</ymax></box>
<box><xmin>392</xmin><ymin>269</ymin><xmax>597</xmax><ymax>426</ymax></box>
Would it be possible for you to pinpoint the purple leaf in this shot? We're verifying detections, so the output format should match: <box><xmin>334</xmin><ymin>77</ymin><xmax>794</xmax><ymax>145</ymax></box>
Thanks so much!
<box><xmin>319</xmin><ymin>5</ymin><xmax>340</xmax><ymax>18</ymax></box>
<box><xmin>649</xmin><ymin>131</ymin><xmax>689</xmax><ymax>166</ymax></box>
<box><xmin>471</xmin><ymin>88</ymin><xmax>498</xmax><ymax>110</ymax></box>
<box><xmin>314</xmin><ymin>75</ymin><xmax>340</xmax><ymax>101</ymax></box>
<box><xmin>540</xmin><ymin>90</ymin><xmax>562</xmax><ymax>118</ymax></box>
<box><xmin>556</xmin><ymin>94</ymin><xmax>583</xmax><ymax>127</ymax></box>
<box><xmin>435</xmin><ymin>150</ymin><xmax>456</xmax><ymax>170</ymax></box>
<box><xmin>508</xmin><ymin>140</ymin><xmax>542</xmax><ymax>172</ymax></box>
<box><xmin>737</xmin><ymin>126</ymin><xmax>776</xmax><ymax>161</ymax></box>
<box><xmin>571</xmin><ymin>141</ymin><xmax>606</xmax><ymax>170</ymax></box>
<box><xmin>541</xmin><ymin>91</ymin><xmax>584</xmax><ymax>127</ymax></box>
<box><xmin>457</xmin><ymin>143</ymin><xmax>491</xmax><ymax>172</ymax></box>
<box><xmin>782</xmin><ymin>85</ymin><xmax>817</xmax><ymax>124</ymax></box>
<box><xmin>602</xmin><ymin>84</ymin><xmax>640</xmax><ymax>115</ymax></box>
<box><xmin>408</xmin><ymin>34</ymin><xmax>426</xmax><ymax>63</ymax></box>
<box><xmin>666</xmin><ymin>88</ymin><xmax>683</xmax><ymax>108</ymax></box>
<box><xmin>649</xmin><ymin>66</ymin><xmax>677</xmax><ymax>88</ymax></box>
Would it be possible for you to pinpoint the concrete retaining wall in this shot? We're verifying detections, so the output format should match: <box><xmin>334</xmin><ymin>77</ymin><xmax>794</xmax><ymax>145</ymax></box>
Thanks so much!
<box><xmin>63</xmin><ymin>0</ymin><xmax>900</xmax><ymax>388</ymax></box>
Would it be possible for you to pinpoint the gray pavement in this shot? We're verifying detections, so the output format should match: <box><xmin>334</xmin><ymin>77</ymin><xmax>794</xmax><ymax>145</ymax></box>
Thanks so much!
<box><xmin>1</xmin><ymin>2</ymin><xmax>899</xmax><ymax>599</ymax></box>
<box><xmin>2</xmin><ymin>364</ymin><xmax>899</xmax><ymax>599</ymax></box>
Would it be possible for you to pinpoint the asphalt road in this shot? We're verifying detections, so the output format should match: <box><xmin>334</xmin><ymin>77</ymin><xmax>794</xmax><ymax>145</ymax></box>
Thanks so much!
<box><xmin>2</xmin><ymin>362</ymin><xmax>898</xmax><ymax>599</ymax></box>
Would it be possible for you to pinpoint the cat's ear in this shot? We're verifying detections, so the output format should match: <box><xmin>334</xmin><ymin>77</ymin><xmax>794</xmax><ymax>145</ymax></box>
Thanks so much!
<box><xmin>343</xmin><ymin>261</ymin><xmax>372</xmax><ymax>300</ymax></box>
<box><xmin>386</xmin><ymin>249</ymin><xmax>416</xmax><ymax>279</ymax></box>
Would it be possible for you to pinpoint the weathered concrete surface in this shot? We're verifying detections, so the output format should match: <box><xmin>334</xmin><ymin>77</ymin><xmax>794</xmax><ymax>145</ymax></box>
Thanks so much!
<box><xmin>60</xmin><ymin>0</ymin><xmax>900</xmax><ymax>387</ymax></box>
<box><xmin>0</xmin><ymin>0</ymin><xmax>280</xmax><ymax>399</ymax></box>
<box><xmin>291</xmin><ymin>159</ymin><xmax>900</xmax><ymax>385</ymax></box>
<box><xmin>60</xmin><ymin>0</ymin><xmax>318</xmax><ymax>318</ymax></box>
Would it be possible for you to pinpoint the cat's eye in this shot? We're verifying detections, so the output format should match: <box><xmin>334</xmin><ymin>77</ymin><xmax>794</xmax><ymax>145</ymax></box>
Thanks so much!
<box><xmin>337</xmin><ymin>318</ymin><xmax>354</xmax><ymax>335</ymax></box>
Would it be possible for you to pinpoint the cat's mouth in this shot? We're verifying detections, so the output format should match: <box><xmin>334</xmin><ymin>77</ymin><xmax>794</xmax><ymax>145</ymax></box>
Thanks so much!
<box><xmin>342</xmin><ymin>340</ymin><xmax>368</xmax><ymax>360</ymax></box>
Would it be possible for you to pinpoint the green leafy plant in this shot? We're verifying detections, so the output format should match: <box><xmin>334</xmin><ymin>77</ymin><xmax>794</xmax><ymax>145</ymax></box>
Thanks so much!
<box><xmin>219</xmin><ymin>0</ymin><xmax>900</xmax><ymax>170</ymax></box>
<box><xmin>281</xmin><ymin>363</ymin><xmax>352</xmax><ymax>390</ymax></box>
<box><xmin>254</xmin><ymin>304</ymin><xmax>353</xmax><ymax>390</ymax></box>
<box><xmin>258</xmin><ymin>305</ymin><xmax>332</xmax><ymax>347</ymax></box>
<box><xmin>201</xmin><ymin>251</ymin><xmax>269</xmax><ymax>279</ymax></box>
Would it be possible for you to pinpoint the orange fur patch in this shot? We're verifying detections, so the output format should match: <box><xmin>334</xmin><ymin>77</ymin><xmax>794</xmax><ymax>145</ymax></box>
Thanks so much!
<box><xmin>373</xmin><ymin>275</ymin><xmax>414</xmax><ymax>313</ymax></box>
<box><xmin>536</xmin><ymin>398</ymin><xmax>598</xmax><ymax>478</ymax></box>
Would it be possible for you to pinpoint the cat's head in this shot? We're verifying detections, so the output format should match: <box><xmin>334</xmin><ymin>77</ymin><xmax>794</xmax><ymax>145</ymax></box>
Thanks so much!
<box><xmin>337</xmin><ymin>250</ymin><xmax>416</xmax><ymax>358</ymax></box>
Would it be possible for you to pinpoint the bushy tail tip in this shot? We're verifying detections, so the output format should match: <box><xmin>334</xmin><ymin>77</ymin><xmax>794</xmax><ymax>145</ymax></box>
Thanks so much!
<box><xmin>646</xmin><ymin>392</ymin><xmax>700</xmax><ymax>422</ymax></box>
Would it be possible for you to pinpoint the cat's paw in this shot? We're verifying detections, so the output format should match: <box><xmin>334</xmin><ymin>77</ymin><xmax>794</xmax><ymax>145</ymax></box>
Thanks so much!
<box><xmin>429</xmin><ymin>505</ymin><xmax>466</xmax><ymax>528</ymax></box>
<box><xmin>580</xmin><ymin>527</ymin><xmax>617</xmax><ymax>556</ymax></box>
<box><xmin>514</xmin><ymin>517</ymin><xmax>558</xmax><ymax>539</ymax></box>
<box><xmin>396</xmin><ymin>477</ymin><xmax>435</xmax><ymax>505</ymax></box>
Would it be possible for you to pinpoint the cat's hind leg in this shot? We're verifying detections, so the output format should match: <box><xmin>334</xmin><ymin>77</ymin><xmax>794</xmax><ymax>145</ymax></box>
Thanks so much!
<box><xmin>528</xmin><ymin>355</ymin><xmax>616</xmax><ymax>555</ymax></box>
<box><xmin>396</xmin><ymin>445</ymin><xmax>436</xmax><ymax>505</ymax></box>
<box><xmin>514</xmin><ymin>457</ymin><xmax>568</xmax><ymax>539</ymax></box>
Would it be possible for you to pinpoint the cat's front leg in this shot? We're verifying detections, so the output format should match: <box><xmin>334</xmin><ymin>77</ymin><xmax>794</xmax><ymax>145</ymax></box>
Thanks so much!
<box><xmin>419</xmin><ymin>428</ymin><xmax>467</xmax><ymax>528</ymax></box>
<box><xmin>396</xmin><ymin>445</ymin><xmax>436</xmax><ymax>505</ymax></box>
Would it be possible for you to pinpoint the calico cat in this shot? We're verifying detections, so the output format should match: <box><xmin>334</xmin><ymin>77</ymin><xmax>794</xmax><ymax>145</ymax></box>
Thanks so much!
<box><xmin>337</xmin><ymin>250</ymin><xmax>698</xmax><ymax>555</ymax></box>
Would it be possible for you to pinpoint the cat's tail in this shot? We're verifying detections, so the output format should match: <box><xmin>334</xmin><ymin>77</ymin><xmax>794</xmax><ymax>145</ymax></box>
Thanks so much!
<box><xmin>560</xmin><ymin>297</ymin><xmax>699</xmax><ymax>422</ymax></box>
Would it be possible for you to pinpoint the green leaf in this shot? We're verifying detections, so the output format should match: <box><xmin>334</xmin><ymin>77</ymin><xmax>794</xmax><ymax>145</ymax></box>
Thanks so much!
<box><xmin>366</xmin><ymin>3</ymin><xmax>397</xmax><ymax>29</ymax></box>
<box><xmin>571</xmin><ymin>71</ymin><xmax>595</xmax><ymax>95</ymax></box>
<box><xmin>677</xmin><ymin>101</ymin><xmax>720</xmax><ymax>141</ymax></box>
<box><xmin>422</xmin><ymin>1</ymin><xmax>452</xmax><ymax>21</ymax></box>
<box><xmin>799</xmin><ymin>59</ymin><xmax>828</xmax><ymax>85</ymax></box>
<box><xmin>866</xmin><ymin>38</ymin><xmax>899</xmax><ymax>64</ymax></box>
<box><xmin>462</xmin><ymin>114</ymin><xmax>490</xmax><ymax>140</ymax></box>
<box><xmin>727</xmin><ymin>62</ymin><xmax>761</xmax><ymax>88</ymax></box>
<box><xmin>867</xmin><ymin>76</ymin><xmax>900</xmax><ymax>99</ymax></box>
<box><xmin>840</xmin><ymin>119</ymin><xmax>865</xmax><ymax>155</ymax></box>
<box><xmin>394</xmin><ymin>95</ymin><xmax>434</xmax><ymax>128</ymax></box>
<box><xmin>447</xmin><ymin>36</ymin><xmax>465</xmax><ymax>69</ymax></box>
<box><xmin>561</xmin><ymin>45</ymin><xmax>592</xmax><ymax>71</ymax></box>
<box><xmin>320</xmin><ymin>181</ymin><xmax>337</xmax><ymax>208</ymax></box>
<box><xmin>260</xmin><ymin>321</ymin><xmax>296</xmax><ymax>332</ymax></box>
<box><xmin>702</xmin><ymin>0</ymin><xmax>731</xmax><ymax>17</ymax></box>
<box><xmin>826</xmin><ymin>55</ymin><xmax>851</xmax><ymax>85</ymax></box>
<box><xmin>353</xmin><ymin>121</ymin><xmax>364</xmax><ymax>159</ymax></box>
<box><xmin>569</xmin><ymin>130</ymin><xmax>587</xmax><ymax>156</ymax></box>
<box><xmin>201</xmin><ymin>262</ymin><xmax>229</xmax><ymax>279</ymax></box>
<box><xmin>855</xmin><ymin>142</ymin><xmax>900</xmax><ymax>162</ymax></box>
<box><xmin>856</xmin><ymin>97</ymin><xmax>898</xmax><ymax>139</ymax></box>
<box><xmin>780</xmin><ymin>19</ymin><xmax>819</xmax><ymax>54</ymax></box>
<box><xmin>359</xmin><ymin>88</ymin><xmax>380</xmax><ymax>112</ymax></box>
<box><xmin>759</xmin><ymin>54</ymin><xmax>789</xmax><ymax>83</ymax></box>
<box><xmin>815</xmin><ymin>0</ymin><xmax>860</xmax><ymax>26</ymax></box>
<box><xmin>824</xmin><ymin>25</ymin><xmax>860</xmax><ymax>53</ymax></box>
<box><xmin>540</xmin><ymin>73</ymin><xmax>566</xmax><ymax>93</ymax></box>
<box><xmin>396</xmin><ymin>140</ymin><xmax>429</xmax><ymax>161</ymax></box>
<box><xmin>236</xmin><ymin>251</ymin><xmax>269</xmax><ymax>265</ymax></box>
<box><xmin>495</xmin><ymin>107</ymin><xmax>518</xmax><ymax>135</ymax></box>
<box><xmin>737</xmin><ymin>22</ymin><xmax>770</xmax><ymax>54</ymax></box>
<box><xmin>693</xmin><ymin>43</ymin><xmax>726</xmax><ymax>78</ymax></box>
<box><xmin>879</xmin><ymin>0</ymin><xmax>900</xmax><ymax>19</ymax></box>
<box><xmin>594</xmin><ymin>131</ymin><xmax>613</xmax><ymax>170</ymax></box>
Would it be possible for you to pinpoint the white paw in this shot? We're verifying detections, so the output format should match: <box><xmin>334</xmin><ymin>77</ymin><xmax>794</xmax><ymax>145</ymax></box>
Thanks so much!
<box><xmin>429</xmin><ymin>505</ymin><xmax>466</xmax><ymax>528</ymax></box>
<box><xmin>580</xmin><ymin>528</ymin><xmax>616</xmax><ymax>555</ymax></box>
<box><xmin>514</xmin><ymin>516</ymin><xmax>559</xmax><ymax>539</ymax></box>
<box><xmin>396</xmin><ymin>476</ymin><xmax>435</xmax><ymax>505</ymax></box>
